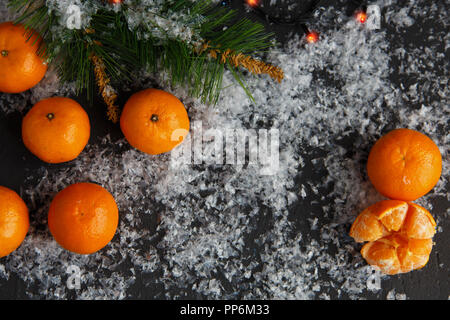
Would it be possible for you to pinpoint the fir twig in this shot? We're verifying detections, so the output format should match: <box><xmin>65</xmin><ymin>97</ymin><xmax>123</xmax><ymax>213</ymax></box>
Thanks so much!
<box><xmin>90</xmin><ymin>53</ymin><xmax>120</xmax><ymax>123</ymax></box>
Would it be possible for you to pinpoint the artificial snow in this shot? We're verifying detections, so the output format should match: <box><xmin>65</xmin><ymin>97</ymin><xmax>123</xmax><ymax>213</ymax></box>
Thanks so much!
<box><xmin>0</xmin><ymin>0</ymin><xmax>448</xmax><ymax>299</ymax></box>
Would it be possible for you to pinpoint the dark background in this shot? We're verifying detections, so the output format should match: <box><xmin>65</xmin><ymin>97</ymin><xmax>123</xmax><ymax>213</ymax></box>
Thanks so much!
<box><xmin>0</xmin><ymin>0</ymin><xmax>448</xmax><ymax>299</ymax></box>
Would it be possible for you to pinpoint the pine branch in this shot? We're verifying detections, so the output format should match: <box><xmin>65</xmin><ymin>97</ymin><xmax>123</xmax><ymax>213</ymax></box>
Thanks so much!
<box><xmin>8</xmin><ymin>0</ymin><xmax>283</xmax><ymax>118</ymax></box>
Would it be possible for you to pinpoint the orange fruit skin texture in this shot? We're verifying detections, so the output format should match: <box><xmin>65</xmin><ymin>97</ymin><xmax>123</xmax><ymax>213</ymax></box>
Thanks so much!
<box><xmin>0</xmin><ymin>186</ymin><xmax>29</xmax><ymax>258</ymax></box>
<box><xmin>48</xmin><ymin>183</ymin><xmax>119</xmax><ymax>255</ymax></box>
<box><xmin>0</xmin><ymin>22</ymin><xmax>47</xmax><ymax>93</ymax></box>
<box><xmin>22</xmin><ymin>97</ymin><xmax>91</xmax><ymax>163</ymax></box>
<box><xmin>350</xmin><ymin>200</ymin><xmax>436</xmax><ymax>275</ymax></box>
<box><xmin>120</xmin><ymin>88</ymin><xmax>190</xmax><ymax>155</ymax></box>
<box><xmin>367</xmin><ymin>128</ymin><xmax>442</xmax><ymax>201</ymax></box>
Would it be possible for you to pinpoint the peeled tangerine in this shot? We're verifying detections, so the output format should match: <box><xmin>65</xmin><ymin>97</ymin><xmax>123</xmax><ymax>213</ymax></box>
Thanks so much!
<box><xmin>349</xmin><ymin>200</ymin><xmax>436</xmax><ymax>275</ymax></box>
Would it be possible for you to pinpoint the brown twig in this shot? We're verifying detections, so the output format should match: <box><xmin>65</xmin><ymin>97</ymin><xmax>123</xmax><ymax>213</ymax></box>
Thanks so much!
<box><xmin>90</xmin><ymin>54</ymin><xmax>120</xmax><ymax>123</ymax></box>
<box><xmin>84</xmin><ymin>28</ymin><xmax>120</xmax><ymax>123</ymax></box>
<box><xmin>198</xmin><ymin>43</ymin><xmax>284</xmax><ymax>83</ymax></box>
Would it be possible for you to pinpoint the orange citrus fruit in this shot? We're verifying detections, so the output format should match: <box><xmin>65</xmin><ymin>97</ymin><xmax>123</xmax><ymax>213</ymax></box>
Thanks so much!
<box><xmin>350</xmin><ymin>200</ymin><xmax>408</xmax><ymax>242</ymax></box>
<box><xmin>120</xmin><ymin>89</ymin><xmax>190</xmax><ymax>155</ymax></box>
<box><xmin>367</xmin><ymin>128</ymin><xmax>442</xmax><ymax>201</ymax></box>
<box><xmin>361</xmin><ymin>235</ymin><xmax>433</xmax><ymax>275</ymax></box>
<box><xmin>402</xmin><ymin>202</ymin><xmax>437</xmax><ymax>239</ymax></box>
<box><xmin>350</xmin><ymin>200</ymin><xmax>436</xmax><ymax>275</ymax></box>
<box><xmin>0</xmin><ymin>186</ymin><xmax>29</xmax><ymax>258</ymax></box>
<box><xmin>48</xmin><ymin>183</ymin><xmax>119</xmax><ymax>255</ymax></box>
<box><xmin>0</xmin><ymin>22</ymin><xmax>47</xmax><ymax>93</ymax></box>
<box><xmin>22</xmin><ymin>97</ymin><xmax>91</xmax><ymax>163</ymax></box>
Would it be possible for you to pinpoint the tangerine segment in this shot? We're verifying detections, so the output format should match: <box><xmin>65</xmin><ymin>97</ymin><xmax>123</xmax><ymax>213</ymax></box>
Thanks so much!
<box><xmin>361</xmin><ymin>240</ymin><xmax>401</xmax><ymax>275</ymax></box>
<box><xmin>402</xmin><ymin>203</ymin><xmax>436</xmax><ymax>239</ymax></box>
<box><xmin>0</xmin><ymin>186</ymin><xmax>29</xmax><ymax>258</ymax></box>
<box><xmin>369</xmin><ymin>200</ymin><xmax>408</xmax><ymax>232</ymax></box>
<box><xmin>367</xmin><ymin>128</ymin><xmax>442</xmax><ymax>201</ymax></box>
<box><xmin>397</xmin><ymin>238</ymin><xmax>433</xmax><ymax>273</ymax></box>
<box><xmin>349</xmin><ymin>200</ymin><xmax>407</xmax><ymax>242</ymax></box>
<box><xmin>349</xmin><ymin>210</ymin><xmax>387</xmax><ymax>243</ymax></box>
<box><xmin>48</xmin><ymin>183</ymin><xmax>118</xmax><ymax>255</ymax></box>
<box><xmin>0</xmin><ymin>22</ymin><xmax>47</xmax><ymax>93</ymax></box>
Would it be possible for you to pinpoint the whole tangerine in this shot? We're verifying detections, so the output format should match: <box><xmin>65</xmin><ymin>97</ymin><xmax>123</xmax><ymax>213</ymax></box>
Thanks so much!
<box><xmin>48</xmin><ymin>182</ymin><xmax>119</xmax><ymax>255</ymax></box>
<box><xmin>367</xmin><ymin>128</ymin><xmax>442</xmax><ymax>201</ymax></box>
<box><xmin>0</xmin><ymin>186</ymin><xmax>29</xmax><ymax>258</ymax></box>
<box><xmin>0</xmin><ymin>22</ymin><xmax>47</xmax><ymax>93</ymax></box>
<box><xmin>22</xmin><ymin>97</ymin><xmax>91</xmax><ymax>163</ymax></box>
<box><xmin>120</xmin><ymin>89</ymin><xmax>190</xmax><ymax>155</ymax></box>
